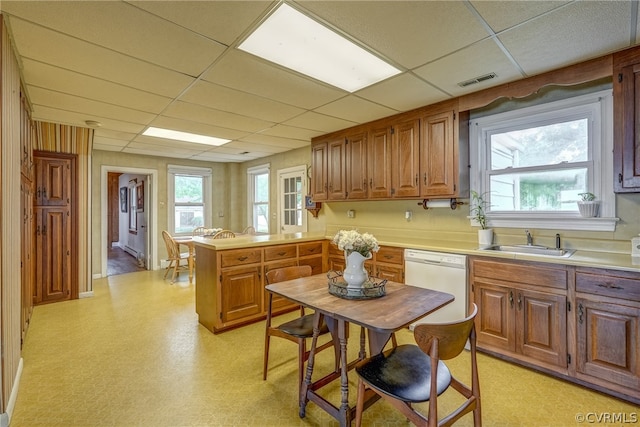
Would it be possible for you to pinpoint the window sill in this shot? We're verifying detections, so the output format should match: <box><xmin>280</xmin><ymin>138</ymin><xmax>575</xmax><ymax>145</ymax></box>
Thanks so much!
<box><xmin>470</xmin><ymin>214</ymin><xmax>619</xmax><ymax>232</ymax></box>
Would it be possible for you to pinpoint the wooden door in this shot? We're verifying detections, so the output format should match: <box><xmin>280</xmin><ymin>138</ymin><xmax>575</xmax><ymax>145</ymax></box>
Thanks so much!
<box><xmin>220</xmin><ymin>266</ymin><xmax>263</xmax><ymax>323</ymax></box>
<box><xmin>421</xmin><ymin>110</ymin><xmax>456</xmax><ymax>197</ymax></box>
<box><xmin>21</xmin><ymin>178</ymin><xmax>34</xmax><ymax>341</ymax></box>
<box><xmin>391</xmin><ymin>118</ymin><xmax>420</xmax><ymax>198</ymax></box>
<box><xmin>518</xmin><ymin>289</ymin><xmax>567</xmax><ymax>368</ymax></box>
<box><xmin>35</xmin><ymin>207</ymin><xmax>71</xmax><ymax>304</ymax></box>
<box><xmin>310</xmin><ymin>142</ymin><xmax>328</xmax><ymax>201</ymax></box>
<box><xmin>107</xmin><ymin>172</ymin><xmax>121</xmax><ymax>246</ymax></box>
<box><xmin>346</xmin><ymin>131</ymin><xmax>368</xmax><ymax>199</ymax></box>
<box><xmin>576</xmin><ymin>298</ymin><xmax>640</xmax><ymax>390</ymax></box>
<box><xmin>474</xmin><ymin>281</ymin><xmax>516</xmax><ymax>353</ymax></box>
<box><xmin>368</xmin><ymin>126</ymin><xmax>392</xmax><ymax>199</ymax></box>
<box><xmin>327</xmin><ymin>137</ymin><xmax>346</xmax><ymax>200</ymax></box>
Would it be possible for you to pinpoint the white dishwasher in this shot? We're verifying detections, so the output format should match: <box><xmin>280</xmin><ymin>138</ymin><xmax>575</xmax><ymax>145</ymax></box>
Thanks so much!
<box><xmin>404</xmin><ymin>249</ymin><xmax>468</xmax><ymax>329</ymax></box>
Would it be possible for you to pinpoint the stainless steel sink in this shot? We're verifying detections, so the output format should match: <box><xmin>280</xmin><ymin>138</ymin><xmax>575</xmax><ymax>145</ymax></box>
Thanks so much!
<box><xmin>480</xmin><ymin>244</ymin><xmax>575</xmax><ymax>258</ymax></box>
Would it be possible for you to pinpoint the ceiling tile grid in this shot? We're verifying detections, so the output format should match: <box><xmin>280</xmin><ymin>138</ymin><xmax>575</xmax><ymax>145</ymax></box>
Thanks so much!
<box><xmin>1</xmin><ymin>0</ymin><xmax>638</xmax><ymax>162</ymax></box>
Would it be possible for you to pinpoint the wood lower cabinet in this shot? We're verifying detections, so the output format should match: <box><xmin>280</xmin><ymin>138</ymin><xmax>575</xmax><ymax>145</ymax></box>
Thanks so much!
<box><xmin>575</xmin><ymin>267</ymin><xmax>640</xmax><ymax>401</ymax></box>
<box><xmin>470</xmin><ymin>257</ymin><xmax>568</xmax><ymax>371</ymax></box>
<box><xmin>373</xmin><ymin>246</ymin><xmax>404</xmax><ymax>282</ymax></box>
<box><xmin>195</xmin><ymin>239</ymin><xmax>328</xmax><ymax>333</ymax></box>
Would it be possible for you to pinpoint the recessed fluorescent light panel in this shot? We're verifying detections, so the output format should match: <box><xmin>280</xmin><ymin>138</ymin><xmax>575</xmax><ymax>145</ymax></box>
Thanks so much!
<box><xmin>143</xmin><ymin>127</ymin><xmax>230</xmax><ymax>146</ymax></box>
<box><xmin>238</xmin><ymin>3</ymin><xmax>401</xmax><ymax>92</ymax></box>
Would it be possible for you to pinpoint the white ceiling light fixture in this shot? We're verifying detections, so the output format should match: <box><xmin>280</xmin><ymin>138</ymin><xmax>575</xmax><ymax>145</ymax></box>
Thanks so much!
<box><xmin>142</xmin><ymin>127</ymin><xmax>231</xmax><ymax>146</ymax></box>
<box><xmin>238</xmin><ymin>3</ymin><xmax>401</xmax><ymax>93</ymax></box>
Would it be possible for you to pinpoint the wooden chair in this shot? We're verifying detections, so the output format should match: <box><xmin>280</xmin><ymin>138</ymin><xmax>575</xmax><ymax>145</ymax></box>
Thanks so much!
<box><xmin>242</xmin><ymin>225</ymin><xmax>256</xmax><ymax>235</ymax></box>
<box><xmin>161</xmin><ymin>230</ymin><xmax>190</xmax><ymax>283</ymax></box>
<box><xmin>192</xmin><ymin>226</ymin><xmax>205</xmax><ymax>237</ymax></box>
<box><xmin>213</xmin><ymin>229</ymin><xmax>235</xmax><ymax>239</ymax></box>
<box><xmin>264</xmin><ymin>265</ymin><xmax>339</xmax><ymax>392</ymax></box>
<box><xmin>354</xmin><ymin>304</ymin><xmax>481</xmax><ymax>427</ymax></box>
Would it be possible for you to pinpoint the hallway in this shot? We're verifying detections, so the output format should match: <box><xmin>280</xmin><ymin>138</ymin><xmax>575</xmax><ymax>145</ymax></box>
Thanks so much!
<box><xmin>107</xmin><ymin>246</ymin><xmax>145</xmax><ymax>276</ymax></box>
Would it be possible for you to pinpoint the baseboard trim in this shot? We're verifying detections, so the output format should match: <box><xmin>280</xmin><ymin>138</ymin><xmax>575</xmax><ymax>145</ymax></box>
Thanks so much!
<box><xmin>79</xmin><ymin>291</ymin><xmax>94</xmax><ymax>298</ymax></box>
<box><xmin>2</xmin><ymin>357</ymin><xmax>23</xmax><ymax>427</ymax></box>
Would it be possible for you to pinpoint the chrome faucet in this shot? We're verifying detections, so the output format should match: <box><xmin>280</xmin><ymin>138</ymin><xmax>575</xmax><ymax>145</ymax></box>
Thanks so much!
<box><xmin>525</xmin><ymin>229</ymin><xmax>533</xmax><ymax>246</ymax></box>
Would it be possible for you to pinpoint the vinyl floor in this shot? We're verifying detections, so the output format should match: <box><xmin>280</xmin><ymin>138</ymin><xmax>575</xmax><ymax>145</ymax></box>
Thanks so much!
<box><xmin>10</xmin><ymin>270</ymin><xmax>638</xmax><ymax>426</ymax></box>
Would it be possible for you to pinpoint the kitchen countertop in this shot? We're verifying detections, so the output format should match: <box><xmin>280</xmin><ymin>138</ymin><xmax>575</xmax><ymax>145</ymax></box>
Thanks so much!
<box><xmin>192</xmin><ymin>232</ymin><xmax>640</xmax><ymax>274</ymax></box>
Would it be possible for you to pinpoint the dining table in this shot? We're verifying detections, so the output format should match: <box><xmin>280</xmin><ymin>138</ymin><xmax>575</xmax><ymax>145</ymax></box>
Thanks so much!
<box><xmin>265</xmin><ymin>273</ymin><xmax>455</xmax><ymax>427</ymax></box>
<box><xmin>173</xmin><ymin>237</ymin><xmax>195</xmax><ymax>284</ymax></box>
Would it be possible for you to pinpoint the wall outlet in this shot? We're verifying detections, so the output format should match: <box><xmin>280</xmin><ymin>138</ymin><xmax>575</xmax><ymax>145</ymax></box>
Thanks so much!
<box><xmin>405</xmin><ymin>210</ymin><xmax>412</xmax><ymax>221</ymax></box>
<box><xmin>347</xmin><ymin>209</ymin><xmax>355</xmax><ymax>218</ymax></box>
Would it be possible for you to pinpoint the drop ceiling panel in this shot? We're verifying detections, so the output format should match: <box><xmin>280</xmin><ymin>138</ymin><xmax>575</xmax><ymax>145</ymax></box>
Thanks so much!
<box><xmin>282</xmin><ymin>111</ymin><xmax>358</xmax><ymax>134</ymax></box>
<box><xmin>257</xmin><ymin>124</ymin><xmax>323</xmax><ymax>141</ymax></box>
<box><xmin>223</xmin><ymin>141</ymin><xmax>295</xmax><ymax>154</ymax></box>
<box><xmin>6</xmin><ymin>17</ymin><xmax>195</xmax><ymax>98</ymax></box>
<box><xmin>28</xmin><ymin>87</ymin><xmax>156</xmax><ymax>125</ymax></box>
<box><xmin>162</xmin><ymin>101</ymin><xmax>274</xmax><ymax>134</ymax></box>
<box><xmin>129</xmin><ymin>1</ymin><xmax>272</xmax><ymax>46</ymax></box>
<box><xmin>314</xmin><ymin>96</ymin><xmax>398</xmax><ymax>124</ymax></box>
<box><xmin>470</xmin><ymin>0</ymin><xmax>572</xmax><ymax>33</ymax></box>
<box><xmin>499</xmin><ymin>1</ymin><xmax>632</xmax><ymax>76</ymax></box>
<box><xmin>301</xmin><ymin>1</ymin><xmax>490</xmax><ymax>69</ymax></box>
<box><xmin>180</xmin><ymin>80</ymin><xmax>305</xmax><ymax>123</ymax></box>
<box><xmin>22</xmin><ymin>59</ymin><xmax>172</xmax><ymax>114</ymax></box>
<box><xmin>2</xmin><ymin>1</ymin><xmax>226</xmax><ymax>76</ymax></box>
<box><xmin>93</xmin><ymin>144</ymin><xmax>124</xmax><ymax>152</ymax></box>
<box><xmin>94</xmin><ymin>129</ymin><xmax>138</xmax><ymax>142</ymax></box>
<box><xmin>30</xmin><ymin>105</ymin><xmax>145</xmax><ymax>134</ymax></box>
<box><xmin>356</xmin><ymin>73</ymin><xmax>449</xmax><ymax>111</ymax></box>
<box><xmin>192</xmin><ymin>152</ymin><xmax>259</xmax><ymax>162</ymax></box>
<box><xmin>413</xmin><ymin>39</ymin><xmax>524</xmax><ymax>97</ymax></box>
<box><xmin>127</xmin><ymin>140</ymin><xmax>208</xmax><ymax>155</ymax></box>
<box><xmin>202</xmin><ymin>50</ymin><xmax>346</xmax><ymax>109</ymax></box>
<box><xmin>92</xmin><ymin>136</ymin><xmax>129</xmax><ymax>149</ymax></box>
<box><xmin>239</xmin><ymin>134</ymin><xmax>309</xmax><ymax>149</ymax></box>
<box><xmin>147</xmin><ymin>115</ymin><xmax>250</xmax><ymax>142</ymax></box>
<box><xmin>123</xmin><ymin>147</ymin><xmax>192</xmax><ymax>159</ymax></box>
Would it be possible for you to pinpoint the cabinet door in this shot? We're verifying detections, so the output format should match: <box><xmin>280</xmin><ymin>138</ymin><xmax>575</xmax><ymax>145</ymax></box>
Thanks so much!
<box><xmin>518</xmin><ymin>289</ymin><xmax>567</xmax><ymax>368</ymax></box>
<box><xmin>35</xmin><ymin>207</ymin><xmax>71</xmax><ymax>304</ymax></box>
<box><xmin>310</xmin><ymin>142</ymin><xmax>328</xmax><ymax>201</ymax></box>
<box><xmin>220</xmin><ymin>266</ymin><xmax>262</xmax><ymax>323</ymax></box>
<box><xmin>368</xmin><ymin>127</ymin><xmax>392</xmax><ymax>199</ymax></box>
<box><xmin>613</xmin><ymin>62</ymin><xmax>640</xmax><ymax>192</ymax></box>
<box><xmin>327</xmin><ymin>138</ymin><xmax>346</xmax><ymax>200</ymax></box>
<box><xmin>346</xmin><ymin>131</ymin><xmax>368</xmax><ymax>199</ymax></box>
<box><xmin>474</xmin><ymin>281</ymin><xmax>516</xmax><ymax>353</ymax></box>
<box><xmin>421</xmin><ymin>110</ymin><xmax>456</xmax><ymax>197</ymax></box>
<box><xmin>36</xmin><ymin>156</ymin><xmax>70</xmax><ymax>206</ymax></box>
<box><xmin>576</xmin><ymin>298</ymin><xmax>640</xmax><ymax>390</ymax></box>
<box><xmin>391</xmin><ymin>119</ymin><xmax>420</xmax><ymax>198</ymax></box>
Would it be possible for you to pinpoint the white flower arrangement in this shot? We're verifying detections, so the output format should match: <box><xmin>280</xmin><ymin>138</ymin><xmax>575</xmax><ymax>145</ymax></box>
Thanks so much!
<box><xmin>332</xmin><ymin>229</ymin><xmax>379</xmax><ymax>257</ymax></box>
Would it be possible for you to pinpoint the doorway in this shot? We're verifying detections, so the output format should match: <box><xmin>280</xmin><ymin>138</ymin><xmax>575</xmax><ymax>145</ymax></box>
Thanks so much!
<box><xmin>101</xmin><ymin>166</ymin><xmax>158</xmax><ymax>278</ymax></box>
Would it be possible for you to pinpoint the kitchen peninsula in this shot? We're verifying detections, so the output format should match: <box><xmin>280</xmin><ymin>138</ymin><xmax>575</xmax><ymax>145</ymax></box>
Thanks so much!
<box><xmin>193</xmin><ymin>231</ymin><xmax>640</xmax><ymax>405</ymax></box>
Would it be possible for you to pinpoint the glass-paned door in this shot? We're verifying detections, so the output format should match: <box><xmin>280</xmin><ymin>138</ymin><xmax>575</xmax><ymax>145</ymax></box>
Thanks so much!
<box><xmin>278</xmin><ymin>166</ymin><xmax>306</xmax><ymax>233</ymax></box>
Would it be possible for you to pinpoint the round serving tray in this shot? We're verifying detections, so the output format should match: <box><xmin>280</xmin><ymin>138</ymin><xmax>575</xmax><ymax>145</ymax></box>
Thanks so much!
<box><xmin>327</xmin><ymin>271</ymin><xmax>387</xmax><ymax>300</ymax></box>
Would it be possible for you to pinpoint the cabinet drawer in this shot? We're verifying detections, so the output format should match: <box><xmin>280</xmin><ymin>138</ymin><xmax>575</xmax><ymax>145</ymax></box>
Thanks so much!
<box><xmin>328</xmin><ymin>242</ymin><xmax>342</xmax><ymax>257</ymax></box>
<box><xmin>299</xmin><ymin>241</ymin><xmax>323</xmax><ymax>257</ymax></box>
<box><xmin>576</xmin><ymin>271</ymin><xmax>640</xmax><ymax>302</ymax></box>
<box><xmin>472</xmin><ymin>258</ymin><xmax>567</xmax><ymax>290</ymax></box>
<box><xmin>376</xmin><ymin>246</ymin><xmax>404</xmax><ymax>265</ymax></box>
<box><xmin>264</xmin><ymin>244</ymin><xmax>297</xmax><ymax>262</ymax></box>
<box><xmin>220</xmin><ymin>248</ymin><xmax>262</xmax><ymax>267</ymax></box>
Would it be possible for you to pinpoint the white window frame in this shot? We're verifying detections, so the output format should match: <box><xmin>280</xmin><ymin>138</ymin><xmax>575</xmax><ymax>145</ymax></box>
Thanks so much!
<box><xmin>277</xmin><ymin>165</ymin><xmax>307</xmax><ymax>234</ymax></box>
<box><xmin>247</xmin><ymin>163</ymin><xmax>270</xmax><ymax>234</ymax></box>
<box><xmin>168</xmin><ymin>165</ymin><xmax>212</xmax><ymax>236</ymax></box>
<box><xmin>469</xmin><ymin>90</ymin><xmax>617</xmax><ymax>232</ymax></box>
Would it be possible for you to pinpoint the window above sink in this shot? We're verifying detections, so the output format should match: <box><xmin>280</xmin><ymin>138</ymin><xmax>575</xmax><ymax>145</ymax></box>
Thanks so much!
<box><xmin>469</xmin><ymin>89</ymin><xmax>617</xmax><ymax>232</ymax></box>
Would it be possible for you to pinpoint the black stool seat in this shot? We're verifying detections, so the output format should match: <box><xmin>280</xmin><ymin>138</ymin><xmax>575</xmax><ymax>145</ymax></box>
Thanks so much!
<box><xmin>278</xmin><ymin>314</ymin><xmax>329</xmax><ymax>338</ymax></box>
<box><xmin>356</xmin><ymin>344</ymin><xmax>451</xmax><ymax>403</ymax></box>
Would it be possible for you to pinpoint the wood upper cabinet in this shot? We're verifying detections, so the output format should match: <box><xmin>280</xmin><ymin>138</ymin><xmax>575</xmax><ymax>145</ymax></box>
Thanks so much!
<box><xmin>575</xmin><ymin>267</ymin><xmax>640</xmax><ymax>396</ymax></box>
<box><xmin>613</xmin><ymin>48</ymin><xmax>640</xmax><ymax>192</ymax></box>
<box><xmin>310</xmin><ymin>142</ymin><xmax>328</xmax><ymax>201</ymax></box>
<box><xmin>34</xmin><ymin>156</ymin><xmax>71</xmax><ymax>207</ymax></box>
<box><xmin>470</xmin><ymin>257</ymin><xmax>568</xmax><ymax>371</ymax></box>
<box><xmin>420</xmin><ymin>110</ymin><xmax>457</xmax><ymax>197</ymax></box>
<box><xmin>327</xmin><ymin>137</ymin><xmax>346</xmax><ymax>200</ymax></box>
<box><xmin>391</xmin><ymin>118</ymin><xmax>420</xmax><ymax>198</ymax></box>
<box><xmin>367</xmin><ymin>126</ymin><xmax>392</xmax><ymax>199</ymax></box>
<box><xmin>345</xmin><ymin>131</ymin><xmax>368</xmax><ymax>200</ymax></box>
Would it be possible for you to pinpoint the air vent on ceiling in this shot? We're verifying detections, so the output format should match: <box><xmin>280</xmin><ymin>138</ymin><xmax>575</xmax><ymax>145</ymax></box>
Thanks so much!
<box><xmin>457</xmin><ymin>72</ymin><xmax>497</xmax><ymax>88</ymax></box>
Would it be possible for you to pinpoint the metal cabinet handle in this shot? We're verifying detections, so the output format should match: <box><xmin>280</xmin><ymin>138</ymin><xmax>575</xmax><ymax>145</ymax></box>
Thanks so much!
<box><xmin>517</xmin><ymin>293</ymin><xmax>522</xmax><ymax>310</ymax></box>
<box><xmin>423</xmin><ymin>173</ymin><xmax>427</xmax><ymax>185</ymax></box>
<box><xmin>509</xmin><ymin>291</ymin><xmax>514</xmax><ymax>308</ymax></box>
<box><xmin>578</xmin><ymin>303</ymin><xmax>584</xmax><ymax>324</ymax></box>
<box><xmin>238</xmin><ymin>256</ymin><xmax>248</xmax><ymax>261</ymax></box>
<box><xmin>597</xmin><ymin>282</ymin><xmax>623</xmax><ymax>290</ymax></box>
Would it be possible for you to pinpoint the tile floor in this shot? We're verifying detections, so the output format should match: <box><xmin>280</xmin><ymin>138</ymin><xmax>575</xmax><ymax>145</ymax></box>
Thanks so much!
<box><xmin>11</xmin><ymin>270</ymin><xmax>638</xmax><ymax>426</ymax></box>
